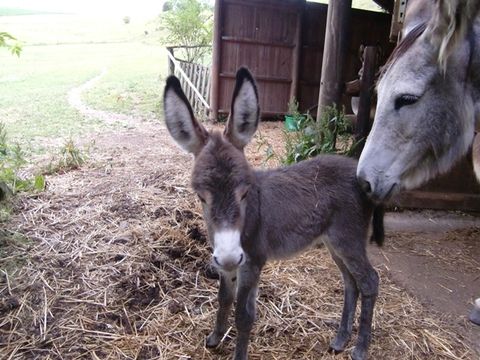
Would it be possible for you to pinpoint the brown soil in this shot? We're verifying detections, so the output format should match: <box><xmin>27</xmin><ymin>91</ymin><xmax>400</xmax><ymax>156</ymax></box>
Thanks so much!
<box><xmin>1</xmin><ymin>117</ymin><xmax>479</xmax><ymax>359</ymax></box>
<box><xmin>370</xmin><ymin>211</ymin><xmax>480</xmax><ymax>353</ymax></box>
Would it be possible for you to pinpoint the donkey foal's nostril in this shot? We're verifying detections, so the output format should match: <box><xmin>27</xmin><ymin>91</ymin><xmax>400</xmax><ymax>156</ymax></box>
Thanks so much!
<box><xmin>213</xmin><ymin>256</ymin><xmax>220</xmax><ymax>266</ymax></box>
<box><xmin>358</xmin><ymin>177</ymin><xmax>372</xmax><ymax>194</ymax></box>
<box><xmin>237</xmin><ymin>253</ymin><xmax>244</xmax><ymax>265</ymax></box>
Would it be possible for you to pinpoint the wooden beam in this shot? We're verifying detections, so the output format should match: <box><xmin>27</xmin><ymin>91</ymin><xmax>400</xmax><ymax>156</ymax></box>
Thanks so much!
<box><xmin>354</xmin><ymin>46</ymin><xmax>377</xmax><ymax>157</ymax></box>
<box><xmin>372</xmin><ymin>0</ymin><xmax>394</xmax><ymax>13</ymax></box>
<box><xmin>220</xmin><ymin>73</ymin><xmax>291</xmax><ymax>84</ymax></box>
<box><xmin>221</xmin><ymin>36</ymin><xmax>295</xmax><ymax>48</ymax></box>
<box><xmin>317</xmin><ymin>0</ymin><xmax>352</xmax><ymax>119</ymax></box>
<box><xmin>210</xmin><ymin>0</ymin><xmax>222</xmax><ymax>121</ymax></box>
<box><xmin>166</xmin><ymin>47</ymin><xmax>175</xmax><ymax>76</ymax></box>
<box><xmin>224</xmin><ymin>0</ymin><xmax>300</xmax><ymax>13</ymax></box>
<box><xmin>391</xmin><ymin>191</ymin><xmax>480</xmax><ymax>212</ymax></box>
<box><xmin>289</xmin><ymin>1</ymin><xmax>304</xmax><ymax>104</ymax></box>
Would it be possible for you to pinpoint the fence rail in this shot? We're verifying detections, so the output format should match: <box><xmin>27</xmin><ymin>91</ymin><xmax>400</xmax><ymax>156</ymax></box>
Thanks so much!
<box><xmin>166</xmin><ymin>47</ymin><xmax>211</xmax><ymax>118</ymax></box>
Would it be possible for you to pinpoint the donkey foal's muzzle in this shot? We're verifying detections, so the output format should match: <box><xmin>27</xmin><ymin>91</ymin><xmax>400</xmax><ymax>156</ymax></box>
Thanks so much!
<box><xmin>212</xmin><ymin>229</ymin><xmax>245</xmax><ymax>271</ymax></box>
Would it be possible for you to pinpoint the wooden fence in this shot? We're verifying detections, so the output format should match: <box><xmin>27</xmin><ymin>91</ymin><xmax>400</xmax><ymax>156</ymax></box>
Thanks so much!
<box><xmin>166</xmin><ymin>47</ymin><xmax>211</xmax><ymax>118</ymax></box>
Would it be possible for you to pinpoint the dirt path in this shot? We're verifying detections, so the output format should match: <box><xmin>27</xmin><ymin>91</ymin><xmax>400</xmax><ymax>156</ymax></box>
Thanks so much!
<box><xmin>67</xmin><ymin>69</ymin><xmax>142</xmax><ymax>126</ymax></box>
<box><xmin>371</xmin><ymin>211</ymin><xmax>480</xmax><ymax>352</ymax></box>
<box><xmin>1</xmin><ymin>120</ymin><xmax>479</xmax><ymax>359</ymax></box>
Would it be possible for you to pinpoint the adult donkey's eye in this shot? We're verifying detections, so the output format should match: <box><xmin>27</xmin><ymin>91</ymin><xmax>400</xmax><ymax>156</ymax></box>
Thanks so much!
<box><xmin>240</xmin><ymin>190</ymin><xmax>248</xmax><ymax>201</ymax></box>
<box><xmin>394</xmin><ymin>94</ymin><xmax>419</xmax><ymax>111</ymax></box>
<box><xmin>197</xmin><ymin>194</ymin><xmax>206</xmax><ymax>203</ymax></box>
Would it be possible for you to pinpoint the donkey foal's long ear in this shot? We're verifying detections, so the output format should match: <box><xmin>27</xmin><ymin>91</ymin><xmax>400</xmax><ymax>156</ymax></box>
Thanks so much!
<box><xmin>163</xmin><ymin>76</ymin><xmax>208</xmax><ymax>155</ymax></box>
<box><xmin>426</xmin><ymin>0</ymin><xmax>480</xmax><ymax>70</ymax></box>
<box><xmin>225</xmin><ymin>67</ymin><xmax>260</xmax><ymax>150</ymax></box>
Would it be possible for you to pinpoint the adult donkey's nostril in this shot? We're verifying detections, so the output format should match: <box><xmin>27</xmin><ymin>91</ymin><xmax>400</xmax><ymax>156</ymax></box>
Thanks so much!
<box><xmin>237</xmin><ymin>253</ymin><xmax>244</xmax><ymax>265</ymax></box>
<box><xmin>358</xmin><ymin>176</ymin><xmax>372</xmax><ymax>195</ymax></box>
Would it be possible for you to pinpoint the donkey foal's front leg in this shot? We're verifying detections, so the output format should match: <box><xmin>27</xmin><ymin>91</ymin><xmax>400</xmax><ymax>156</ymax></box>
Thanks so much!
<box><xmin>206</xmin><ymin>272</ymin><xmax>236</xmax><ymax>348</ymax></box>
<box><xmin>233</xmin><ymin>264</ymin><xmax>261</xmax><ymax>360</ymax></box>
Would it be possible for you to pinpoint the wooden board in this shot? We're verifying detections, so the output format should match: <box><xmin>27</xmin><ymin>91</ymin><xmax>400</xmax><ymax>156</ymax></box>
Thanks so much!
<box><xmin>211</xmin><ymin>0</ymin><xmax>303</xmax><ymax>118</ymax></box>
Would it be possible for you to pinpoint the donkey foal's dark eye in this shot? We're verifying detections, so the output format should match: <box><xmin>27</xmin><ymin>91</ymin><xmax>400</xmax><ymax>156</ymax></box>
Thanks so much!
<box><xmin>197</xmin><ymin>194</ymin><xmax>206</xmax><ymax>203</ymax></box>
<box><xmin>394</xmin><ymin>94</ymin><xmax>419</xmax><ymax>110</ymax></box>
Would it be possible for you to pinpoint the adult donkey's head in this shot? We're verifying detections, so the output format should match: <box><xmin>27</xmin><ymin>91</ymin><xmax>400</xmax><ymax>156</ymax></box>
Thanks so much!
<box><xmin>357</xmin><ymin>0</ymin><xmax>480</xmax><ymax>202</ymax></box>
<box><xmin>163</xmin><ymin>68</ymin><xmax>260</xmax><ymax>272</ymax></box>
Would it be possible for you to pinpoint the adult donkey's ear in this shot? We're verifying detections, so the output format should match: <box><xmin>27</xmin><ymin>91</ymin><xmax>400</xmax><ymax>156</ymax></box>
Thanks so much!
<box><xmin>163</xmin><ymin>76</ymin><xmax>209</xmax><ymax>155</ymax></box>
<box><xmin>224</xmin><ymin>67</ymin><xmax>260</xmax><ymax>150</ymax></box>
<box><xmin>426</xmin><ymin>0</ymin><xmax>480</xmax><ymax>70</ymax></box>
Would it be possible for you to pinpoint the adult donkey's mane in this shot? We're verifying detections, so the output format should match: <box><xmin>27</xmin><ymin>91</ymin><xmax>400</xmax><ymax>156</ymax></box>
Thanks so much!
<box><xmin>379</xmin><ymin>22</ymin><xmax>427</xmax><ymax>80</ymax></box>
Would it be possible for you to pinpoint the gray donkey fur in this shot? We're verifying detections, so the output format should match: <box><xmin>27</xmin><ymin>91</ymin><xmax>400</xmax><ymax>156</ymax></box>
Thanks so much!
<box><xmin>357</xmin><ymin>0</ymin><xmax>480</xmax><ymax>201</ymax></box>
<box><xmin>163</xmin><ymin>68</ymin><xmax>384</xmax><ymax>360</ymax></box>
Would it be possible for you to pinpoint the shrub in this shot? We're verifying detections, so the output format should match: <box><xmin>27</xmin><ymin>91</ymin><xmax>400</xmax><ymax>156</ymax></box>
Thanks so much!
<box><xmin>159</xmin><ymin>0</ymin><xmax>213</xmax><ymax>63</ymax></box>
<box><xmin>0</xmin><ymin>123</ymin><xmax>45</xmax><ymax>200</ymax></box>
<box><xmin>43</xmin><ymin>139</ymin><xmax>86</xmax><ymax>175</ymax></box>
<box><xmin>283</xmin><ymin>106</ymin><xmax>358</xmax><ymax>165</ymax></box>
<box><xmin>0</xmin><ymin>31</ymin><xmax>22</xmax><ymax>56</ymax></box>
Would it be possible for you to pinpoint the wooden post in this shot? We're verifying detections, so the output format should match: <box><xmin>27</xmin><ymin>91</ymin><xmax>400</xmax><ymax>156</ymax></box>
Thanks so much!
<box><xmin>354</xmin><ymin>46</ymin><xmax>377</xmax><ymax>157</ymax></box>
<box><xmin>167</xmin><ymin>47</ymin><xmax>175</xmax><ymax>75</ymax></box>
<box><xmin>289</xmin><ymin>0</ymin><xmax>305</xmax><ymax>105</ymax></box>
<box><xmin>317</xmin><ymin>0</ymin><xmax>352</xmax><ymax>120</ymax></box>
<box><xmin>210</xmin><ymin>0</ymin><xmax>222</xmax><ymax>121</ymax></box>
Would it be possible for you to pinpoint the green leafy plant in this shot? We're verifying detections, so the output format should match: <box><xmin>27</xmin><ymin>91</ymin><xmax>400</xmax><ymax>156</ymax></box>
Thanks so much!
<box><xmin>0</xmin><ymin>123</ymin><xmax>45</xmax><ymax>200</ymax></box>
<box><xmin>0</xmin><ymin>31</ymin><xmax>22</xmax><ymax>56</ymax></box>
<box><xmin>43</xmin><ymin>139</ymin><xmax>87</xmax><ymax>175</ymax></box>
<box><xmin>255</xmin><ymin>130</ymin><xmax>279</xmax><ymax>167</ymax></box>
<box><xmin>283</xmin><ymin>106</ymin><xmax>358</xmax><ymax>165</ymax></box>
<box><xmin>159</xmin><ymin>0</ymin><xmax>213</xmax><ymax>63</ymax></box>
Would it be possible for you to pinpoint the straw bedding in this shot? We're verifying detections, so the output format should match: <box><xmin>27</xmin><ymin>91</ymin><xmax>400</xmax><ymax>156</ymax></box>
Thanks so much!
<box><xmin>0</xmin><ymin>121</ymin><xmax>476</xmax><ymax>359</ymax></box>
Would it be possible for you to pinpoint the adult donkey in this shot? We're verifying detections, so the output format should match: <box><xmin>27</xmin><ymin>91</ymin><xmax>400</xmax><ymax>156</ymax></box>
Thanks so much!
<box><xmin>356</xmin><ymin>0</ymin><xmax>480</xmax><ymax>325</ymax></box>
<box><xmin>163</xmin><ymin>68</ymin><xmax>384</xmax><ymax>360</ymax></box>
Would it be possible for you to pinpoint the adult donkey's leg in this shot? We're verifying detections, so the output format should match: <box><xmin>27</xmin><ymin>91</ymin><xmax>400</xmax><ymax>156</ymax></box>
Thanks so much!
<box><xmin>234</xmin><ymin>262</ymin><xmax>262</xmax><ymax>360</ymax></box>
<box><xmin>206</xmin><ymin>272</ymin><xmax>236</xmax><ymax>348</ymax></box>
<box><xmin>325</xmin><ymin>243</ymin><xmax>359</xmax><ymax>353</ymax></box>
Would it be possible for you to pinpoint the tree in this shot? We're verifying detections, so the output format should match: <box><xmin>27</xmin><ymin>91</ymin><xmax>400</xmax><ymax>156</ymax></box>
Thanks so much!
<box><xmin>0</xmin><ymin>32</ymin><xmax>22</xmax><ymax>56</ymax></box>
<box><xmin>159</xmin><ymin>0</ymin><xmax>213</xmax><ymax>63</ymax></box>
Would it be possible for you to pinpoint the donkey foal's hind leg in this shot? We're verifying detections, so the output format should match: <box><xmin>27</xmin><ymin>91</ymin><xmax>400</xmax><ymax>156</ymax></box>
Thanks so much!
<box><xmin>326</xmin><ymin>246</ymin><xmax>359</xmax><ymax>354</ymax></box>
<box><xmin>206</xmin><ymin>272</ymin><xmax>236</xmax><ymax>348</ymax></box>
<box><xmin>327</xmin><ymin>227</ymin><xmax>378</xmax><ymax>360</ymax></box>
<box><xmin>342</xmin><ymin>254</ymin><xmax>378</xmax><ymax>360</ymax></box>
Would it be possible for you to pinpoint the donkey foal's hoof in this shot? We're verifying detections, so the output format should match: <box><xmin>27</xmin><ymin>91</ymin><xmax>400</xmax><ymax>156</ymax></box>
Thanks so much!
<box><xmin>350</xmin><ymin>346</ymin><xmax>367</xmax><ymax>360</ymax></box>
<box><xmin>206</xmin><ymin>332</ymin><xmax>222</xmax><ymax>348</ymax></box>
<box><xmin>327</xmin><ymin>346</ymin><xmax>344</xmax><ymax>355</ymax></box>
<box><xmin>469</xmin><ymin>298</ymin><xmax>480</xmax><ymax>325</ymax></box>
<box><xmin>328</xmin><ymin>333</ymin><xmax>350</xmax><ymax>354</ymax></box>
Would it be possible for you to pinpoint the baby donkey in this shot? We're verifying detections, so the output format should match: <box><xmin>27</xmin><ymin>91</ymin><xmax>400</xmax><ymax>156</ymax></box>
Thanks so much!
<box><xmin>163</xmin><ymin>68</ymin><xmax>384</xmax><ymax>360</ymax></box>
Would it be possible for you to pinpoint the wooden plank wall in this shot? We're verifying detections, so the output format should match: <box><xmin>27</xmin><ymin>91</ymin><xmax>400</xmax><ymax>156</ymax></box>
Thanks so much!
<box><xmin>213</xmin><ymin>0</ymin><xmax>303</xmax><ymax>118</ymax></box>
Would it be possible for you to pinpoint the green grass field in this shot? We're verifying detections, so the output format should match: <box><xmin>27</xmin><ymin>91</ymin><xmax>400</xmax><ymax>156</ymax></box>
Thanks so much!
<box><xmin>0</xmin><ymin>12</ymin><xmax>167</xmax><ymax>153</ymax></box>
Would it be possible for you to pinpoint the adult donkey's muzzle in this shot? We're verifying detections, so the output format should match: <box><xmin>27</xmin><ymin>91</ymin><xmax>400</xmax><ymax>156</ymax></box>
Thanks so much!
<box><xmin>357</xmin><ymin>169</ymin><xmax>398</xmax><ymax>204</ymax></box>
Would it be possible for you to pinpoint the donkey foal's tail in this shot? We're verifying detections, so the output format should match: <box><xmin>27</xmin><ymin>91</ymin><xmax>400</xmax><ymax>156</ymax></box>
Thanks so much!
<box><xmin>370</xmin><ymin>206</ymin><xmax>385</xmax><ymax>246</ymax></box>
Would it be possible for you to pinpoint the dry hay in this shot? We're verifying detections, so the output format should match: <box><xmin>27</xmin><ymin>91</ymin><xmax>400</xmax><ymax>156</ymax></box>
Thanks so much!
<box><xmin>0</xmin><ymin>122</ymin><xmax>476</xmax><ymax>359</ymax></box>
